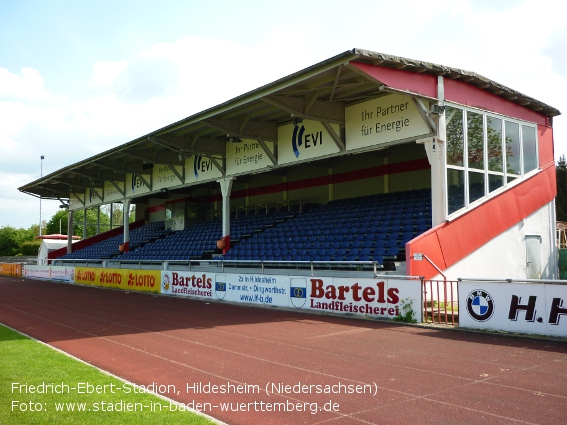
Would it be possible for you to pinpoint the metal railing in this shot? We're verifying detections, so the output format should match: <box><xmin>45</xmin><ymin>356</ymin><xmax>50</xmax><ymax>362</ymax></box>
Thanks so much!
<box><xmin>51</xmin><ymin>257</ymin><xmax>396</xmax><ymax>277</ymax></box>
<box><xmin>423</xmin><ymin>279</ymin><xmax>458</xmax><ymax>325</ymax></box>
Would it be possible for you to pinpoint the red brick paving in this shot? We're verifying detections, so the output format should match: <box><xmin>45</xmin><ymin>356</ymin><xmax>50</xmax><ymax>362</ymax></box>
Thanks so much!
<box><xmin>1</xmin><ymin>276</ymin><xmax>566</xmax><ymax>424</ymax></box>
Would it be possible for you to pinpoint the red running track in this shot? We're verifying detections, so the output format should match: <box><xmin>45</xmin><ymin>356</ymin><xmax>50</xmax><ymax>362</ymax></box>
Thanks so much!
<box><xmin>1</xmin><ymin>276</ymin><xmax>566</xmax><ymax>425</ymax></box>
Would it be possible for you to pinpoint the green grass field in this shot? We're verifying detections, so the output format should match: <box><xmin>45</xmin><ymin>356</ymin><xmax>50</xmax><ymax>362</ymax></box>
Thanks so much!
<box><xmin>0</xmin><ymin>324</ymin><xmax>216</xmax><ymax>424</ymax></box>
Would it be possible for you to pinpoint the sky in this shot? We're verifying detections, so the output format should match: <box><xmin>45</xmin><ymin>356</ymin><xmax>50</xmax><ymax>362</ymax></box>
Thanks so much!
<box><xmin>1</xmin><ymin>0</ymin><xmax>566</xmax><ymax>229</ymax></box>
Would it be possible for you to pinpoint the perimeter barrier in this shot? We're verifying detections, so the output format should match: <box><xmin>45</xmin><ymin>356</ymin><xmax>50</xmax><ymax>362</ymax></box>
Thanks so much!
<box><xmin>0</xmin><ymin>263</ymin><xmax>23</xmax><ymax>277</ymax></box>
<box><xmin>22</xmin><ymin>261</ymin><xmax>424</xmax><ymax>323</ymax></box>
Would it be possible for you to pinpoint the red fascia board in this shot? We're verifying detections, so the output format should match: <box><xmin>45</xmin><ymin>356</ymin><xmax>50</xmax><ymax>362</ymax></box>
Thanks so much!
<box><xmin>350</xmin><ymin>62</ymin><xmax>437</xmax><ymax>98</ymax></box>
<box><xmin>444</xmin><ymin>78</ymin><xmax>548</xmax><ymax>126</ymax></box>
<box><xmin>148</xmin><ymin>204</ymin><xmax>166</xmax><ymax>214</ymax></box>
<box><xmin>407</xmin><ymin>163</ymin><xmax>556</xmax><ymax>279</ymax></box>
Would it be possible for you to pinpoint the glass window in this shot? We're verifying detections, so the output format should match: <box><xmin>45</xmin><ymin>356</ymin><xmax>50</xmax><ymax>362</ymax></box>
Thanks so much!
<box><xmin>488</xmin><ymin>174</ymin><xmax>504</xmax><ymax>193</ymax></box>
<box><xmin>444</xmin><ymin>105</ymin><xmax>538</xmax><ymax>217</ymax></box>
<box><xmin>487</xmin><ymin>116</ymin><xmax>503</xmax><ymax>172</ymax></box>
<box><xmin>522</xmin><ymin>125</ymin><xmax>537</xmax><ymax>173</ymax></box>
<box><xmin>469</xmin><ymin>171</ymin><xmax>485</xmax><ymax>203</ymax></box>
<box><xmin>467</xmin><ymin>112</ymin><xmax>484</xmax><ymax>170</ymax></box>
<box><xmin>447</xmin><ymin>168</ymin><xmax>465</xmax><ymax>214</ymax></box>
<box><xmin>505</xmin><ymin>121</ymin><xmax>521</xmax><ymax>175</ymax></box>
<box><xmin>446</xmin><ymin>106</ymin><xmax>464</xmax><ymax>166</ymax></box>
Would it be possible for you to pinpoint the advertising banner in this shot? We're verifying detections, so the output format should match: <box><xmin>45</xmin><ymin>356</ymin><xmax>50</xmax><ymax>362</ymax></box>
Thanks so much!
<box><xmin>277</xmin><ymin>120</ymin><xmax>341</xmax><ymax>165</ymax></box>
<box><xmin>75</xmin><ymin>267</ymin><xmax>160</xmax><ymax>293</ymax></box>
<box><xmin>104</xmin><ymin>180</ymin><xmax>125</xmax><ymax>203</ymax></box>
<box><xmin>125</xmin><ymin>173</ymin><xmax>152</xmax><ymax>197</ymax></box>
<box><xmin>23</xmin><ymin>265</ymin><xmax>53</xmax><ymax>279</ymax></box>
<box><xmin>345</xmin><ymin>94</ymin><xmax>432</xmax><ymax>151</ymax></box>
<box><xmin>226</xmin><ymin>139</ymin><xmax>275</xmax><ymax>175</ymax></box>
<box><xmin>162</xmin><ymin>271</ymin><xmax>421</xmax><ymax>321</ymax></box>
<box><xmin>459</xmin><ymin>281</ymin><xmax>567</xmax><ymax>337</ymax></box>
<box><xmin>297</xmin><ymin>277</ymin><xmax>422</xmax><ymax>321</ymax></box>
<box><xmin>69</xmin><ymin>192</ymin><xmax>84</xmax><ymax>211</ymax></box>
<box><xmin>49</xmin><ymin>266</ymin><xmax>75</xmax><ymax>283</ymax></box>
<box><xmin>84</xmin><ymin>187</ymin><xmax>103</xmax><ymax>207</ymax></box>
<box><xmin>185</xmin><ymin>155</ymin><xmax>223</xmax><ymax>184</ymax></box>
<box><xmin>162</xmin><ymin>271</ymin><xmax>289</xmax><ymax>306</ymax></box>
<box><xmin>152</xmin><ymin>164</ymin><xmax>184</xmax><ymax>190</ymax></box>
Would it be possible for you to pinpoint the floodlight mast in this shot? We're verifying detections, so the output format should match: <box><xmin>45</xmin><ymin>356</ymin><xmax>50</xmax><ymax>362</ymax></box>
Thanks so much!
<box><xmin>39</xmin><ymin>155</ymin><xmax>44</xmax><ymax>236</ymax></box>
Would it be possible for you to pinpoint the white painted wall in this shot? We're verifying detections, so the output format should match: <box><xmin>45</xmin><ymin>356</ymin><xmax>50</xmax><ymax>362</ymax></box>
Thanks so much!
<box><xmin>438</xmin><ymin>201</ymin><xmax>557</xmax><ymax>280</ymax></box>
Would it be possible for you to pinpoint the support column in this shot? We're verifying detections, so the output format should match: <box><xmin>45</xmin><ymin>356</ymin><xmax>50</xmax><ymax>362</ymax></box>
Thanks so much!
<box><xmin>82</xmin><ymin>209</ymin><xmax>87</xmax><ymax>240</ymax></box>
<box><xmin>110</xmin><ymin>203</ymin><xmax>114</xmax><ymax>230</ymax></box>
<box><xmin>96</xmin><ymin>206</ymin><xmax>100</xmax><ymax>235</ymax></box>
<box><xmin>123</xmin><ymin>199</ymin><xmax>130</xmax><ymax>252</ymax></box>
<box><xmin>218</xmin><ymin>178</ymin><xmax>234</xmax><ymax>254</ymax></box>
<box><xmin>67</xmin><ymin>210</ymin><xmax>73</xmax><ymax>254</ymax></box>
<box><xmin>431</xmin><ymin>75</ymin><xmax>447</xmax><ymax>227</ymax></box>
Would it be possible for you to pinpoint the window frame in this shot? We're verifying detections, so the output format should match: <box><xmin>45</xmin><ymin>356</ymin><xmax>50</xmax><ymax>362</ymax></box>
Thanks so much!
<box><xmin>444</xmin><ymin>103</ymin><xmax>539</xmax><ymax>218</ymax></box>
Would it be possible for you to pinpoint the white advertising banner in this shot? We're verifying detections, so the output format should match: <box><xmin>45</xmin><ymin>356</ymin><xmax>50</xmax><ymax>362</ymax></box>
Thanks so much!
<box><xmin>152</xmin><ymin>164</ymin><xmax>184</xmax><ymax>190</ymax></box>
<box><xmin>185</xmin><ymin>155</ymin><xmax>223</xmax><ymax>184</ymax></box>
<box><xmin>459</xmin><ymin>281</ymin><xmax>567</xmax><ymax>337</ymax></box>
<box><xmin>294</xmin><ymin>277</ymin><xmax>422</xmax><ymax>321</ymax></box>
<box><xmin>104</xmin><ymin>180</ymin><xmax>125</xmax><ymax>203</ymax></box>
<box><xmin>226</xmin><ymin>139</ymin><xmax>275</xmax><ymax>175</ymax></box>
<box><xmin>24</xmin><ymin>265</ymin><xmax>52</xmax><ymax>279</ymax></box>
<box><xmin>277</xmin><ymin>120</ymin><xmax>341</xmax><ymax>165</ymax></box>
<box><xmin>162</xmin><ymin>271</ymin><xmax>421</xmax><ymax>321</ymax></box>
<box><xmin>161</xmin><ymin>271</ymin><xmax>215</xmax><ymax>299</ymax></box>
<box><xmin>24</xmin><ymin>265</ymin><xmax>75</xmax><ymax>283</ymax></box>
<box><xmin>345</xmin><ymin>94</ymin><xmax>432</xmax><ymax>151</ymax></box>
<box><xmin>84</xmin><ymin>187</ymin><xmax>103</xmax><ymax>207</ymax></box>
<box><xmin>161</xmin><ymin>271</ymin><xmax>289</xmax><ymax>306</ymax></box>
<box><xmin>49</xmin><ymin>266</ymin><xmax>75</xmax><ymax>283</ymax></box>
<box><xmin>69</xmin><ymin>192</ymin><xmax>84</xmax><ymax>211</ymax></box>
<box><xmin>125</xmin><ymin>173</ymin><xmax>151</xmax><ymax>197</ymax></box>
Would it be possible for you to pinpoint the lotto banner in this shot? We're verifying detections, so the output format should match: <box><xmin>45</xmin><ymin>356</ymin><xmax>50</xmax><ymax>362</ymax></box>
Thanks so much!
<box><xmin>75</xmin><ymin>267</ymin><xmax>160</xmax><ymax>293</ymax></box>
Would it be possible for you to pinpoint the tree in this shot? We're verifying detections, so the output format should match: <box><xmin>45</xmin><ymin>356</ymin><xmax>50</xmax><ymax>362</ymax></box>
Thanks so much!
<box><xmin>20</xmin><ymin>240</ymin><xmax>41</xmax><ymax>256</ymax></box>
<box><xmin>45</xmin><ymin>210</ymin><xmax>74</xmax><ymax>235</ymax></box>
<box><xmin>557</xmin><ymin>155</ymin><xmax>567</xmax><ymax>222</ymax></box>
<box><xmin>45</xmin><ymin>208</ymin><xmax>111</xmax><ymax>238</ymax></box>
<box><xmin>0</xmin><ymin>226</ymin><xmax>36</xmax><ymax>256</ymax></box>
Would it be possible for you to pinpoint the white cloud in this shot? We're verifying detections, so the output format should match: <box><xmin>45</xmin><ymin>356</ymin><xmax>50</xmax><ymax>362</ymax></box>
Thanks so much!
<box><xmin>0</xmin><ymin>67</ymin><xmax>66</xmax><ymax>103</ymax></box>
<box><xmin>87</xmin><ymin>60</ymin><xmax>129</xmax><ymax>90</ymax></box>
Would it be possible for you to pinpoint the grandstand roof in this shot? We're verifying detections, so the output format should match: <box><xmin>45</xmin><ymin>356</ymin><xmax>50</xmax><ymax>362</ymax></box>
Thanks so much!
<box><xmin>19</xmin><ymin>48</ymin><xmax>561</xmax><ymax>202</ymax></box>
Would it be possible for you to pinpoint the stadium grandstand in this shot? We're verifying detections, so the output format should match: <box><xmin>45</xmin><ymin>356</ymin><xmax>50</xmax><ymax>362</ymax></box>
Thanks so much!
<box><xmin>19</xmin><ymin>48</ymin><xmax>561</xmax><ymax>281</ymax></box>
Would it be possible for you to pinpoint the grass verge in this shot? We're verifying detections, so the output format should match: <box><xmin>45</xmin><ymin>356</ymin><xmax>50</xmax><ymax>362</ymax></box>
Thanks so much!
<box><xmin>0</xmin><ymin>324</ymin><xmax>216</xmax><ymax>424</ymax></box>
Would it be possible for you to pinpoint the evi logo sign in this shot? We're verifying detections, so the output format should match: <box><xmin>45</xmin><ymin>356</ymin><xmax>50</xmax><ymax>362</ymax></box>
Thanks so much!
<box><xmin>278</xmin><ymin>120</ymin><xmax>340</xmax><ymax>165</ymax></box>
<box><xmin>185</xmin><ymin>155</ymin><xmax>222</xmax><ymax>183</ymax></box>
<box><xmin>126</xmin><ymin>173</ymin><xmax>150</xmax><ymax>197</ymax></box>
<box><xmin>291</xmin><ymin>123</ymin><xmax>323</xmax><ymax>158</ymax></box>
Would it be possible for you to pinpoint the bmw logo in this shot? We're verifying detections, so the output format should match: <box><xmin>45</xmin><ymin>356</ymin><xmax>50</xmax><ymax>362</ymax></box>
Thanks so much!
<box><xmin>466</xmin><ymin>289</ymin><xmax>495</xmax><ymax>322</ymax></box>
